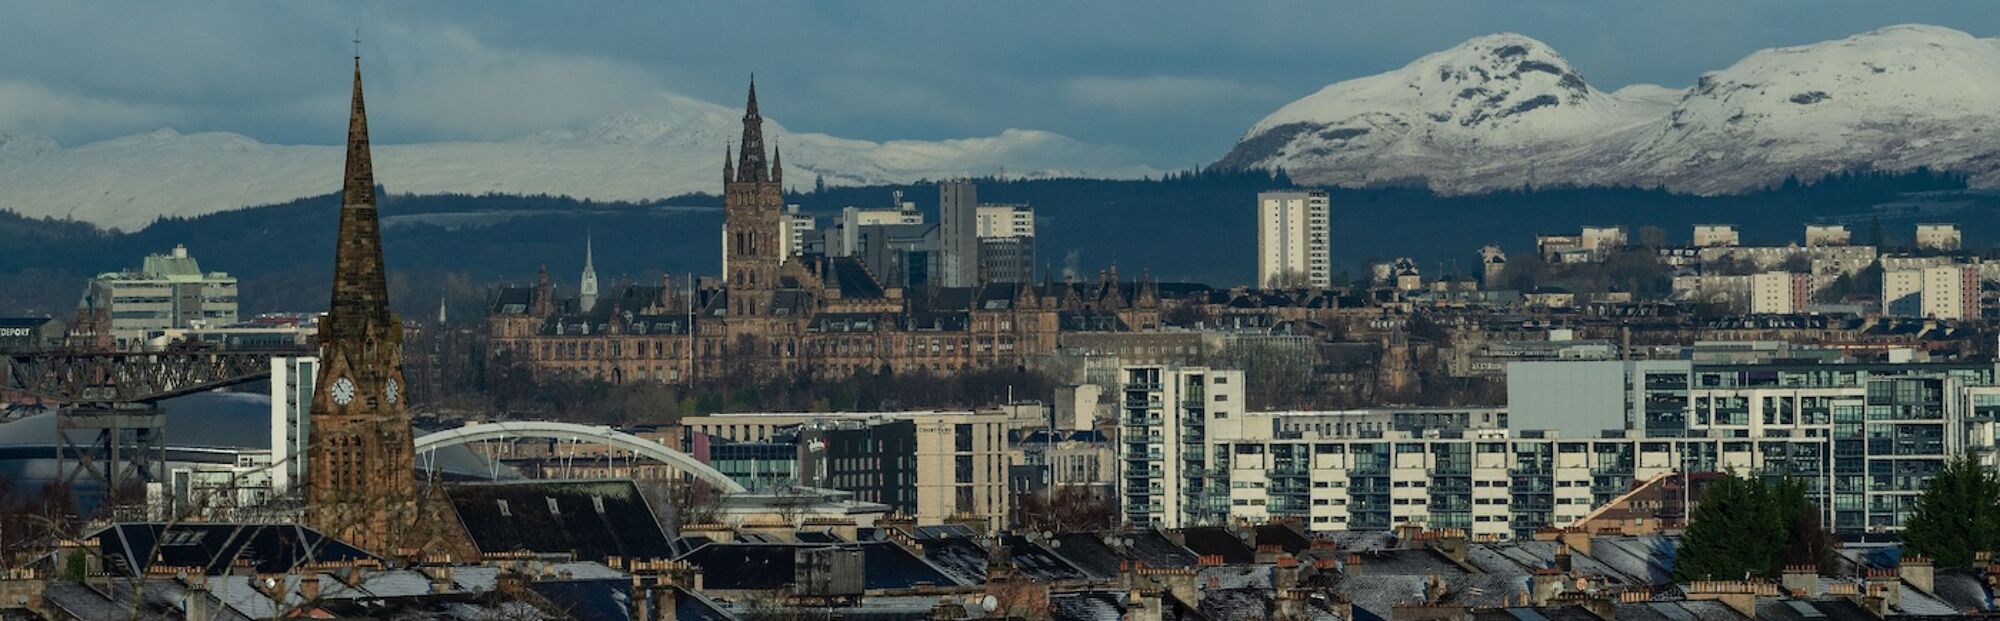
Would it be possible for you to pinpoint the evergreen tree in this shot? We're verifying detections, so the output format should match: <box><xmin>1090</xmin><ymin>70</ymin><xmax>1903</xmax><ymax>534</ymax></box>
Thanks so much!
<box><xmin>1673</xmin><ymin>474</ymin><xmax>1824</xmax><ymax>581</ymax></box>
<box><xmin>1903</xmin><ymin>456</ymin><xmax>2000</xmax><ymax>569</ymax></box>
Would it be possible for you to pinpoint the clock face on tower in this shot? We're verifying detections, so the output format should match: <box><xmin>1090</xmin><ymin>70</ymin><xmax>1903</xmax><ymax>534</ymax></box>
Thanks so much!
<box><xmin>330</xmin><ymin>377</ymin><xmax>357</xmax><ymax>406</ymax></box>
<box><xmin>385</xmin><ymin>378</ymin><xmax>400</xmax><ymax>404</ymax></box>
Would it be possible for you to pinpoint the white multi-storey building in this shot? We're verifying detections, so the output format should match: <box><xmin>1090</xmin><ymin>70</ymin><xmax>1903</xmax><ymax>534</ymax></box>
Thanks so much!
<box><xmin>1805</xmin><ymin>224</ymin><xmax>1851</xmax><ymax>247</ymax></box>
<box><xmin>1750</xmin><ymin>271</ymin><xmax>1809</xmax><ymax>315</ymax></box>
<box><xmin>1117</xmin><ymin>365</ymin><xmax>1244</xmax><ymax>529</ymax></box>
<box><xmin>1883</xmin><ymin>264</ymin><xmax>1978</xmax><ymax>320</ymax></box>
<box><xmin>1915</xmin><ymin>223</ymin><xmax>1962</xmax><ymax>251</ymax></box>
<box><xmin>1125</xmin><ymin>358</ymin><xmax>2000</xmax><ymax>538</ymax></box>
<box><xmin>1692</xmin><ymin>224</ymin><xmax>1739</xmax><ymax>248</ymax></box>
<box><xmin>1580</xmin><ymin>226</ymin><xmax>1628</xmax><ymax>256</ymax></box>
<box><xmin>779</xmin><ymin>204</ymin><xmax>816</xmax><ymax>259</ymax></box>
<box><xmin>269</xmin><ymin>355</ymin><xmax>318</xmax><ymax>495</ymax></box>
<box><xmin>1256</xmin><ymin>191</ymin><xmax>1331</xmax><ymax>289</ymax></box>
<box><xmin>975</xmin><ymin>204</ymin><xmax>1035</xmax><ymax>239</ymax></box>
<box><xmin>77</xmin><ymin>245</ymin><xmax>239</xmax><ymax>349</ymax></box>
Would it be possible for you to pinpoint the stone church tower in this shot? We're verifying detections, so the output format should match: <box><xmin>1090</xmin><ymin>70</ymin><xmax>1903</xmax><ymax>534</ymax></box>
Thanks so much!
<box><xmin>722</xmin><ymin>80</ymin><xmax>785</xmax><ymax>320</ymax></box>
<box><xmin>306</xmin><ymin>56</ymin><xmax>418</xmax><ymax>554</ymax></box>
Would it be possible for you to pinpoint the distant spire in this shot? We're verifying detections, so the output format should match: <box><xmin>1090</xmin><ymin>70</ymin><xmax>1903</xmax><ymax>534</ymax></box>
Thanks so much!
<box><xmin>736</xmin><ymin>77</ymin><xmax>768</xmax><ymax>183</ymax></box>
<box><xmin>325</xmin><ymin>54</ymin><xmax>392</xmax><ymax>340</ymax></box>
<box><xmin>579</xmin><ymin>233</ymin><xmax>600</xmax><ymax>313</ymax></box>
<box><xmin>771</xmin><ymin>143</ymin><xmax>783</xmax><ymax>188</ymax></box>
<box><xmin>437</xmin><ymin>295</ymin><xmax>448</xmax><ymax>326</ymax></box>
<box><xmin>723</xmin><ymin>144</ymin><xmax>735</xmax><ymax>185</ymax></box>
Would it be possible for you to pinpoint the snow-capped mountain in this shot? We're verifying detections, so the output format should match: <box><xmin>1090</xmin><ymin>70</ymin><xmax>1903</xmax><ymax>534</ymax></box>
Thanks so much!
<box><xmin>1218</xmin><ymin>25</ymin><xmax>2000</xmax><ymax>195</ymax></box>
<box><xmin>0</xmin><ymin>92</ymin><xmax>1157</xmax><ymax>231</ymax></box>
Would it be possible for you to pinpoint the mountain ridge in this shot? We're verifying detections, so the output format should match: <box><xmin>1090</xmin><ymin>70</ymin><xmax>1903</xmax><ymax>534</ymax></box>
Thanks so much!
<box><xmin>1219</xmin><ymin>24</ymin><xmax>2000</xmax><ymax>195</ymax></box>
<box><xmin>0</xmin><ymin>91</ymin><xmax>1160</xmax><ymax>231</ymax></box>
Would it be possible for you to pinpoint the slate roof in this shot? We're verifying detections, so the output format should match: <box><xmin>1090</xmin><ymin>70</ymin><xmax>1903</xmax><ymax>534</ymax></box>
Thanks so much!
<box><xmin>529</xmin><ymin>578</ymin><xmax>631</xmax><ymax>621</ymax></box>
<box><xmin>1177</xmin><ymin>527</ymin><xmax>1254</xmax><ymax>564</ymax></box>
<box><xmin>445</xmin><ymin>479</ymin><xmax>675</xmax><ymax>562</ymax></box>
<box><xmin>1000</xmin><ymin>535</ymin><xmax>1090</xmax><ymax>582</ymax></box>
<box><xmin>919</xmin><ymin>536</ymin><xmax>989</xmax><ymax>585</ymax></box>
<box><xmin>88</xmin><ymin>522</ymin><xmax>375</xmax><ymax>577</ymax></box>
<box><xmin>1929</xmin><ymin>568</ymin><xmax>1995</xmax><ymax>613</ymax></box>
<box><xmin>676</xmin><ymin>541</ymin><xmax>963</xmax><ymax>591</ymax></box>
<box><xmin>827</xmin><ymin>257</ymin><xmax>886</xmax><ymax>299</ymax></box>
<box><xmin>1049</xmin><ymin>591</ymin><xmax>1125</xmax><ymax>621</ymax></box>
<box><xmin>1253</xmin><ymin>523</ymin><xmax>1312</xmax><ymax>553</ymax></box>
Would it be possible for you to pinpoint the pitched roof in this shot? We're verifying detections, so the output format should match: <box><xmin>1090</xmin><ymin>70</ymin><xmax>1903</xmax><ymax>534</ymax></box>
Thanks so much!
<box><xmin>444</xmin><ymin>479</ymin><xmax>675</xmax><ymax>562</ymax></box>
<box><xmin>88</xmin><ymin>522</ymin><xmax>375</xmax><ymax>577</ymax></box>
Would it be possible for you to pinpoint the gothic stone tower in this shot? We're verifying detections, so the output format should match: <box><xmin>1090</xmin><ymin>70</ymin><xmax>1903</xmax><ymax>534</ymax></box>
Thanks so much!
<box><xmin>722</xmin><ymin>79</ymin><xmax>785</xmax><ymax>321</ymax></box>
<box><xmin>307</xmin><ymin>57</ymin><xmax>417</xmax><ymax>554</ymax></box>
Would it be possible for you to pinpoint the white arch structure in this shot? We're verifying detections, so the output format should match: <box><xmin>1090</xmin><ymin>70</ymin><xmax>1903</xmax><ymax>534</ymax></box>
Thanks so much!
<box><xmin>414</xmin><ymin>421</ymin><xmax>746</xmax><ymax>493</ymax></box>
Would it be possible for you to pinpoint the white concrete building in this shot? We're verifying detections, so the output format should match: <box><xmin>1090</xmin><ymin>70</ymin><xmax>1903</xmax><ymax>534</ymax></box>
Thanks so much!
<box><xmin>1750</xmin><ymin>271</ymin><xmax>1809</xmax><ymax>315</ymax></box>
<box><xmin>1171</xmin><ymin>359</ymin><xmax>2000</xmax><ymax>538</ymax></box>
<box><xmin>1256</xmin><ymin>190</ymin><xmax>1331</xmax><ymax>288</ymax></box>
<box><xmin>1883</xmin><ymin>268</ymin><xmax>1926</xmax><ymax>317</ymax></box>
<box><xmin>1805</xmin><ymin>224</ymin><xmax>1851</xmax><ymax>247</ymax></box>
<box><xmin>1692</xmin><ymin>224</ymin><xmax>1740</xmax><ymax>248</ymax></box>
<box><xmin>975</xmin><ymin>204</ymin><xmax>1035</xmax><ymax>239</ymax></box>
<box><xmin>1883</xmin><ymin>265</ymin><xmax>1978</xmax><ymax>320</ymax></box>
<box><xmin>1117</xmin><ymin>365</ymin><xmax>1244</xmax><ymax>529</ymax></box>
<box><xmin>1580</xmin><ymin>226</ymin><xmax>1627</xmax><ymax>256</ymax></box>
<box><xmin>779</xmin><ymin>204</ymin><xmax>816</xmax><ymax>259</ymax></box>
<box><xmin>269</xmin><ymin>355</ymin><xmax>318</xmax><ymax>495</ymax></box>
<box><xmin>1916</xmin><ymin>223</ymin><xmax>1962</xmax><ymax>251</ymax></box>
<box><xmin>77</xmin><ymin>245</ymin><xmax>239</xmax><ymax>349</ymax></box>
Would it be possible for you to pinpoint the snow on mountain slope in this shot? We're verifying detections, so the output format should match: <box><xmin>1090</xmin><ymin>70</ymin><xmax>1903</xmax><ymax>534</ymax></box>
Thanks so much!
<box><xmin>1622</xmin><ymin>24</ymin><xmax>2000</xmax><ymax>193</ymax></box>
<box><xmin>1220</xmin><ymin>25</ymin><xmax>2000</xmax><ymax>195</ymax></box>
<box><xmin>1216</xmin><ymin>33</ymin><xmax>1675</xmax><ymax>189</ymax></box>
<box><xmin>0</xmin><ymin>92</ymin><xmax>1156</xmax><ymax>231</ymax></box>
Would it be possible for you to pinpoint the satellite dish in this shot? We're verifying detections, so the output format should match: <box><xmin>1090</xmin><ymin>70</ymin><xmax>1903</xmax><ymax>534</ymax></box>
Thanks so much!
<box><xmin>264</xmin><ymin>577</ymin><xmax>277</xmax><ymax>589</ymax></box>
<box><xmin>981</xmin><ymin>595</ymin><xmax>999</xmax><ymax>612</ymax></box>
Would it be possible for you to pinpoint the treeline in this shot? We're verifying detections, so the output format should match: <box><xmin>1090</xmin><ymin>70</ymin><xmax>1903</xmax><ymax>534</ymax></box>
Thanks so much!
<box><xmin>0</xmin><ymin>167</ymin><xmax>1987</xmax><ymax>317</ymax></box>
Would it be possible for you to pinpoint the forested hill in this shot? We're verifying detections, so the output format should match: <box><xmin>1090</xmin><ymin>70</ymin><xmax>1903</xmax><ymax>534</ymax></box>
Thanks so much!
<box><xmin>0</xmin><ymin>168</ymin><xmax>1989</xmax><ymax>318</ymax></box>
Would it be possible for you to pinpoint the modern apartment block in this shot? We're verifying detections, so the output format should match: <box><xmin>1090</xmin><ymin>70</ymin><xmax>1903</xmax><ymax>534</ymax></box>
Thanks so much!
<box><xmin>1692</xmin><ymin>224</ymin><xmax>1740</xmax><ymax>247</ymax></box>
<box><xmin>975</xmin><ymin>203</ymin><xmax>1035</xmax><ymax>238</ymax></box>
<box><xmin>268</xmin><ymin>355</ymin><xmax>319</xmax><ymax>495</ymax></box>
<box><xmin>76</xmin><ymin>244</ymin><xmax>239</xmax><ymax>348</ymax></box>
<box><xmin>1255</xmin><ymin>190</ymin><xmax>1331</xmax><ymax>288</ymax></box>
<box><xmin>1117</xmin><ymin>365</ymin><xmax>1245</xmax><ymax>529</ymax></box>
<box><xmin>1127</xmin><ymin>358</ymin><xmax>2000</xmax><ymax>538</ymax></box>
<box><xmin>1915</xmin><ymin>223</ymin><xmax>1962</xmax><ymax>251</ymax></box>
<box><xmin>1750</xmin><ymin>271</ymin><xmax>1810</xmax><ymax>315</ymax></box>
<box><xmin>1805</xmin><ymin>224</ymin><xmax>1851</xmax><ymax>247</ymax></box>
<box><xmin>974</xmin><ymin>203</ymin><xmax>1035</xmax><ymax>284</ymax></box>
<box><xmin>779</xmin><ymin>204</ymin><xmax>816</xmax><ymax>259</ymax></box>
<box><xmin>682</xmin><ymin>410</ymin><xmax>1012</xmax><ymax>530</ymax></box>
<box><xmin>1882</xmin><ymin>264</ymin><xmax>1978</xmax><ymax>320</ymax></box>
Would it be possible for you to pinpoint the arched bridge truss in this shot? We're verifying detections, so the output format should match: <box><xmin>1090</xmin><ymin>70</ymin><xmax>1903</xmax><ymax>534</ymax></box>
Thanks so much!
<box><xmin>412</xmin><ymin>421</ymin><xmax>747</xmax><ymax>493</ymax></box>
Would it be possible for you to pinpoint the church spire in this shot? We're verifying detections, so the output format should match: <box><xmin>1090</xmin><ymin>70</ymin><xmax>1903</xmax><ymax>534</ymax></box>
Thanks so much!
<box><xmin>771</xmin><ymin>143</ymin><xmax>783</xmax><ymax>188</ymax></box>
<box><xmin>579</xmin><ymin>233</ymin><xmax>600</xmax><ymax>313</ymax></box>
<box><xmin>736</xmin><ymin>77</ymin><xmax>768</xmax><ymax>183</ymax></box>
<box><xmin>723</xmin><ymin>144</ymin><xmax>735</xmax><ymax>185</ymax></box>
<box><xmin>326</xmin><ymin>55</ymin><xmax>392</xmax><ymax>341</ymax></box>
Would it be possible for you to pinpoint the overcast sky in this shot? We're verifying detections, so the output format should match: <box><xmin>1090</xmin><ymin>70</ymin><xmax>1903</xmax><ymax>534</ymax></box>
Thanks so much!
<box><xmin>4</xmin><ymin>1</ymin><xmax>1997</xmax><ymax>167</ymax></box>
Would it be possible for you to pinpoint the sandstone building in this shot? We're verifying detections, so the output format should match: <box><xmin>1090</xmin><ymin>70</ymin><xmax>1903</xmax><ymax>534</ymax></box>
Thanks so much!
<box><xmin>488</xmin><ymin>82</ymin><xmax>1164</xmax><ymax>384</ymax></box>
